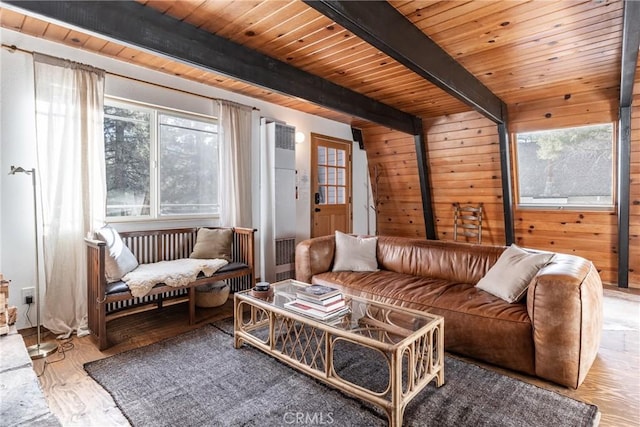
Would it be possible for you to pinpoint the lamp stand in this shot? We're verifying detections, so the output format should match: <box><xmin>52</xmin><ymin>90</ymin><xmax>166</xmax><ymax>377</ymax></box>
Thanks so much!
<box><xmin>9</xmin><ymin>166</ymin><xmax>57</xmax><ymax>359</ymax></box>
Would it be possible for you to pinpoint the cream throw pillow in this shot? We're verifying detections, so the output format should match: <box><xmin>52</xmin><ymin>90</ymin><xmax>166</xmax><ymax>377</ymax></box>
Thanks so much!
<box><xmin>95</xmin><ymin>225</ymin><xmax>139</xmax><ymax>283</ymax></box>
<box><xmin>190</xmin><ymin>228</ymin><xmax>233</xmax><ymax>262</ymax></box>
<box><xmin>332</xmin><ymin>231</ymin><xmax>378</xmax><ymax>272</ymax></box>
<box><xmin>476</xmin><ymin>244</ymin><xmax>553</xmax><ymax>303</ymax></box>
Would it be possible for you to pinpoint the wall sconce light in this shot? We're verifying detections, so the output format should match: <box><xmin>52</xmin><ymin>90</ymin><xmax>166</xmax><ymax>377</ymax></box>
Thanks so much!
<box><xmin>295</xmin><ymin>131</ymin><xmax>305</xmax><ymax>144</ymax></box>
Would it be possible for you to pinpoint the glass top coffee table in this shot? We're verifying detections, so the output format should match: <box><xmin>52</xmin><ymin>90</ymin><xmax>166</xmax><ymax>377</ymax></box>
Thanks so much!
<box><xmin>234</xmin><ymin>279</ymin><xmax>444</xmax><ymax>427</ymax></box>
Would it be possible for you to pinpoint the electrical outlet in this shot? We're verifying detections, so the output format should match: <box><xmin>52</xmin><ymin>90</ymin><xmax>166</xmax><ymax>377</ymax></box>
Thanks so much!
<box><xmin>21</xmin><ymin>287</ymin><xmax>35</xmax><ymax>305</ymax></box>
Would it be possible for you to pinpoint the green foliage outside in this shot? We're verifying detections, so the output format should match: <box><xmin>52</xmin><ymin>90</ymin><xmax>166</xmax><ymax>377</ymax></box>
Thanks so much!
<box><xmin>104</xmin><ymin>105</ymin><xmax>151</xmax><ymax>216</ymax></box>
<box><xmin>158</xmin><ymin>114</ymin><xmax>218</xmax><ymax>215</ymax></box>
<box><xmin>104</xmin><ymin>103</ymin><xmax>218</xmax><ymax>217</ymax></box>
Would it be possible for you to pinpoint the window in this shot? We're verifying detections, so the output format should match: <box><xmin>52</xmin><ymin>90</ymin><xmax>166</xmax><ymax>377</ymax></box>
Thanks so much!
<box><xmin>317</xmin><ymin>146</ymin><xmax>347</xmax><ymax>204</ymax></box>
<box><xmin>515</xmin><ymin>124</ymin><xmax>614</xmax><ymax>208</ymax></box>
<box><xmin>104</xmin><ymin>99</ymin><xmax>219</xmax><ymax>219</ymax></box>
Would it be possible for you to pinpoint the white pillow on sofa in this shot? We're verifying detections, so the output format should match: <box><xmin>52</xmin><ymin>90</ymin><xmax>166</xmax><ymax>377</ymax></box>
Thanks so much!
<box><xmin>95</xmin><ymin>225</ymin><xmax>139</xmax><ymax>283</ymax></box>
<box><xmin>476</xmin><ymin>244</ymin><xmax>553</xmax><ymax>303</ymax></box>
<box><xmin>332</xmin><ymin>231</ymin><xmax>378</xmax><ymax>272</ymax></box>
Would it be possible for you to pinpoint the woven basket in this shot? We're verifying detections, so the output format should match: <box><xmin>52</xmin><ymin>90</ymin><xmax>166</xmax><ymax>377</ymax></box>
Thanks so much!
<box><xmin>195</xmin><ymin>281</ymin><xmax>230</xmax><ymax>308</ymax></box>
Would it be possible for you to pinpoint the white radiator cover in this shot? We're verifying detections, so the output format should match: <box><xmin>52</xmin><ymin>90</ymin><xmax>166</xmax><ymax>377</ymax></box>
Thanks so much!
<box><xmin>260</xmin><ymin>120</ymin><xmax>296</xmax><ymax>283</ymax></box>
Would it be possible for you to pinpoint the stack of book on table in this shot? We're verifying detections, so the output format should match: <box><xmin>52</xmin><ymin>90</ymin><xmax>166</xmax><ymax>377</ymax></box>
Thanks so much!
<box><xmin>284</xmin><ymin>284</ymin><xmax>349</xmax><ymax>321</ymax></box>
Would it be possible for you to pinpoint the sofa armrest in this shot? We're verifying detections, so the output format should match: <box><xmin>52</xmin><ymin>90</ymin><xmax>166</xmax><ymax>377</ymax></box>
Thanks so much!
<box><xmin>526</xmin><ymin>253</ymin><xmax>603</xmax><ymax>388</ymax></box>
<box><xmin>295</xmin><ymin>235</ymin><xmax>336</xmax><ymax>283</ymax></box>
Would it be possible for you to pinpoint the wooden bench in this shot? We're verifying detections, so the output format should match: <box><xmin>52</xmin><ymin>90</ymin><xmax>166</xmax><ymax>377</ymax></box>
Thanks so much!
<box><xmin>85</xmin><ymin>227</ymin><xmax>255</xmax><ymax>350</ymax></box>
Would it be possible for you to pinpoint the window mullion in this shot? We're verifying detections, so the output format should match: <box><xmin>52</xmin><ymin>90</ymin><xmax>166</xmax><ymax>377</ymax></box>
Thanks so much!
<box><xmin>150</xmin><ymin>110</ymin><xmax>159</xmax><ymax>219</ymax></box>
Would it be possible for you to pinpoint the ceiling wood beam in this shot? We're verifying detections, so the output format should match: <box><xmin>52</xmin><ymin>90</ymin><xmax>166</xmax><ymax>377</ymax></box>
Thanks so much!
<box><xmin>5</xmin><ymin>0</ymin><xmax>420</xmax><ymax>135</ymax></box>
<box><xmin>305</xmin><ymin>0</ymin><xmax>507</xmax><ymax>124</ymax></box>
<box><xmin>620</xmin><ymin>0</ymin><xmax>640</xmax><ymax>108</ymax></box>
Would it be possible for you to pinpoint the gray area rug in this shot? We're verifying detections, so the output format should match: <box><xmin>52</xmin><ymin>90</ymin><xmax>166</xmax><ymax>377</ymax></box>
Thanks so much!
<box><xmin>85</xmin><ymin>320</ymin><xmax>598</xmax><ymax>427</ymax></box>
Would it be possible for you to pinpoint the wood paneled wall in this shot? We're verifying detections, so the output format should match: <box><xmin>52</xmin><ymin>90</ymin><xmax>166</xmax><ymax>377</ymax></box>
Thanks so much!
<box><xmin>360</xmin><ymin>123</ymin><xmax>426</xmax><ymax>238</ymax></box>
<box><xmin>361</xmin><ymin>87</ymin><xmax>636</xmax><ymax>287</ymax></box>
<box><xmin>423</xmin><ymin>111</ymin><xmax>505</xmax><ymax>245</ymax></box>
<box><xmin>508</xmin><ymin>89</ymin><xmax>620</xmax><ymax>285</ymax></box>
<box><xmin>360</xmin><ymin>110</ymin><xmax>506</xmax><ymax>245</ymax></box>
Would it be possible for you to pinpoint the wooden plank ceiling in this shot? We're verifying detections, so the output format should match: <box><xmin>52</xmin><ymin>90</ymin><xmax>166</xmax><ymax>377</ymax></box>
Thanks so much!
<box><xmin>0</xmin><ymin>0</ymin><xmax>624</xmax><ymax>127</ymax></box>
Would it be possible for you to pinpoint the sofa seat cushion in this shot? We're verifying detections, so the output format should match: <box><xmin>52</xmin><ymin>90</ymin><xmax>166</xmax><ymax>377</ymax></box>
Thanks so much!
<box><xmin>312</xmin><ymin>270</ymin><xmax>535</xmax><ymax>375</ymax></box>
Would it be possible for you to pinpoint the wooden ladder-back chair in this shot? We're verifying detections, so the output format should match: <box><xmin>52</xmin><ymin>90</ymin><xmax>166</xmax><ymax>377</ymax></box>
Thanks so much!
<box><xmin>453</xmin><ymin>203</ymin><xmax>483</xmax><ymax>243</ymax></box>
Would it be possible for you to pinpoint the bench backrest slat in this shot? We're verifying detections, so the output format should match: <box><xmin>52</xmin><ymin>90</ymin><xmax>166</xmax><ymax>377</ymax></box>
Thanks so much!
<box><xmin>117</xmin><ymin>227</ymin><xmax>254</xmax><ymax>265</ymax></box>
<box><xmin>120</xmin><ymin>228</ymin><xmax>199</xmax><ymax>263</ymax></box>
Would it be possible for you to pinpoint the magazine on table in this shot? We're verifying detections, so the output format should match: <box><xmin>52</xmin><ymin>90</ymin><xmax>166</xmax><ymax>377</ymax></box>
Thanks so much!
<box><xmin>289</xmin><ymin>297</ymin><xmax>346</xmax><ymax>312</ymax></box>
<box><xmin>284</xmin><ymin>300</ymin><xmax>349</xmax><ymax>321</ymax></box>
<box><xmin>296</xmin><ymin>292</ymin><xmax>344</xmax><ymax>306</ymax></box>
<box><xmin>296</xmin><ymin>284</ymin><xmax>341</xmax><ymax>301</ymax></box>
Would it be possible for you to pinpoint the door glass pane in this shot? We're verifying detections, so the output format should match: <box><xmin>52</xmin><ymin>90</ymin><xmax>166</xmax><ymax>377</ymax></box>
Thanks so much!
<box><xmin>337</xmin><ymin>187</ymin><xmax>345</xmax><ymax>204</ymax></box>
<box><xmin>328</xmin><ymin>167</ymin><xmax>336</xmax><ymax>185</ymax></box>
<box><xmin>328</xmin><ymin>148</ymin><xmax>336</xmax><ymax>166</ymax></box>
<box><xmin>318</xmin><ymin>146</ymin><xmax>326</xmax><ymax>165</ymax></box>
<box><xmin>327</xmin><ymin>186</ymin><xmax>336</xmax><ymax>204</ymax></box>
<box><xmin>337</xmin><ymin>149</ymin><xmax>345</xmax><ymax>167</ymax></box>
<box><xmin>318</xmin><ymin>166</ymin><xmax>326</xmax><ymax>185</ymax></box>
<box><xmin>337</xmin><ymin>168</ymin><xmax>345</xmax><ymax>186</ymax></box>
<box><xmin>318</xmin><ymin>186</ymin><xmax>325</xmax><ymax>204</ymax></box>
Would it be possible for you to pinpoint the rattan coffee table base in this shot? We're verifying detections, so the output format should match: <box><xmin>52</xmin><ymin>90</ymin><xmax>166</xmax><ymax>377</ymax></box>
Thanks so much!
<box><xmin>234</xmin><ymin>284</ymin><xmax>444</xmax><ymax>427</ymax></box>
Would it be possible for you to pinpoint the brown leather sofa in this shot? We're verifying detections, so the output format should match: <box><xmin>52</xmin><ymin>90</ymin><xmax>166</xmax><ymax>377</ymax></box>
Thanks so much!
<box><xmin>295</xmin><ymin>235</ymin><xmax>603</xmax><ymax>388</ymax></box>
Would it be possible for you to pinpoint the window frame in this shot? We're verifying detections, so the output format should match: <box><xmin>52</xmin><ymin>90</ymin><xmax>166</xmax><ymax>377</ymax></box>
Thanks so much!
<box><xmin>512</xmin><ymin>122</ymin><xmax>617</xmax><ymax>211</ymax></box>
<box><xmin>104</xmin><ymin>96</ymin><xmax>220</xmax><ymax>223</ymax></box>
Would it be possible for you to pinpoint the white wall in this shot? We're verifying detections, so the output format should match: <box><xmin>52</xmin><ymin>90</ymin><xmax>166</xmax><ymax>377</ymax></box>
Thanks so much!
<box><xmin>1</xmin><ymin>45</ymin><xmax>41</xmax><ymax>331</ymax></box>
<box><xmin>0</xmin><ymin>28</ymin><xmax>372</xmax><ymax>330</ymax></box>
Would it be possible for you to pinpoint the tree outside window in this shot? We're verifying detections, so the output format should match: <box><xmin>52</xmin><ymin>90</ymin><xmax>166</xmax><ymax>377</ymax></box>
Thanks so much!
<box><xmin>104</xmin><ymin>100</ymin><xmax>219</xmax><ymax>219</ymax></box>
<box><xmin>104</xmin><ymin>104</ymin><xmax>151</xmax><ymax>217</ymax></box>
<box><xmin>158</xmin><ymin>114</ymin><xmax>218</xmax><ymax>216</ymax></box>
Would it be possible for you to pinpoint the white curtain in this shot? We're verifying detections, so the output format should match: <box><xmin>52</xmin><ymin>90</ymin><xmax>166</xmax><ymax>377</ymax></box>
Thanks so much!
<box><xmin>218</xmin><ymin>100</ymin><xmax>252</xmax><ymax>227</ymax></box>
<box><xmin>33</xmin><ymin>54</ymin><xmax>106</xmax><ymax>337</ymax></box>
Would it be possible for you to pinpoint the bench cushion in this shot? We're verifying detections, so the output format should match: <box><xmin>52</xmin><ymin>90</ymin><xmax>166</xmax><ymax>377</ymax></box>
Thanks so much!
<box><xmin>105</xmin><ymin>261</ymin><xmax>250</xmax><ymax>296</ymax></box>
<box><xmin>218</xmin><ymin>261</ymin><xmax>249</xmax><ymax>273</ymax></box>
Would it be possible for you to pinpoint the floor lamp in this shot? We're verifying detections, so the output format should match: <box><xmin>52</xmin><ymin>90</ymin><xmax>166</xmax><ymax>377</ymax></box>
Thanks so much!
<box><xmin>9</xmin><ymin>166</ymin><xmax>57</xmax><ymax>359</ymax></box>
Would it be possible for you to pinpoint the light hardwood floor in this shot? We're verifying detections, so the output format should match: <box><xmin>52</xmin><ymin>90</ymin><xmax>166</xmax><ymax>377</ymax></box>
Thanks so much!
<box><xmin>21</xmin><ymin>287</ymin><xmax>640</xmax><ymax>427</ymax></box>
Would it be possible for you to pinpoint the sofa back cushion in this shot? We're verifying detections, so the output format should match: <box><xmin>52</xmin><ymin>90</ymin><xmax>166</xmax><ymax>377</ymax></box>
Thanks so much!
<box><xmin>476</xmin><ymin>244</ymin><xmax>554</xmax><ymax>302</ymax></box>
<box><xmin>376</xmin><ymin>237</ymin><xmax>505</xmax><ymax>284</ymax></box>
<box><xmin>332</xmin><ymin>231</ymin><xmax>378</xmax><ymax>272</ymax></box>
